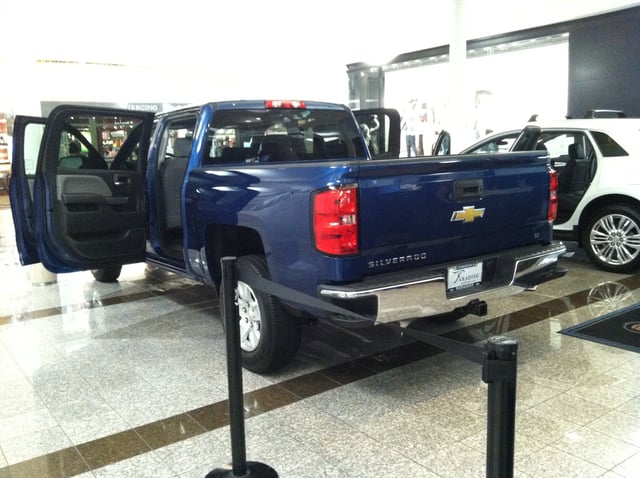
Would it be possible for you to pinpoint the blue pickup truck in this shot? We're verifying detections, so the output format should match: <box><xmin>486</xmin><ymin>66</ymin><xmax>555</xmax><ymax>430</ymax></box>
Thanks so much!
<box><xmin>9</xmin><ymin>101</ymin><xmax>566</xmax><ymax>372</ymax></box>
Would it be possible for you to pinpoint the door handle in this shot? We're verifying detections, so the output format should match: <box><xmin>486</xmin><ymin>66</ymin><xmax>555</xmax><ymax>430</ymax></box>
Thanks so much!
<box><xmin>454</xmin><ymin>179</ymin><xmax>484</xmax><ymax>200</ymax></box>
<box><xmin>114</xmin><ymin>175</ymin><xmax>130</xmax><ymax>186</ymax></box>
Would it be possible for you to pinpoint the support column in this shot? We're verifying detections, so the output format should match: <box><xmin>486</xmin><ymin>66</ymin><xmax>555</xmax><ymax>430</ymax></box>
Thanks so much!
<box><xmin>447</xmin><ymin>0</ymin><xmax>468</xmax><ymax>152</ymax></box>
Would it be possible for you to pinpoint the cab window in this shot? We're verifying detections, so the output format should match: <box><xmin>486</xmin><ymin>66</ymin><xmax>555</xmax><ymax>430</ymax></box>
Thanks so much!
<box><xmin>203</xmin><ymin>108</ymin><xmax>363</xmax><ymax>165</ymax></box>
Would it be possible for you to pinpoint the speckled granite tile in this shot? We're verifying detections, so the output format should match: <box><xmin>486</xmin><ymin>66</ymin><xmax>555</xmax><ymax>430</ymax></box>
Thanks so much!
<box><xmin>586</xmin><ymin>410</ymin><xmax>640</xmax><ymax>447</ymax></box>
<box><xmin>0</xmin><ymin>425</ymin><xmax>74</xmax><ymax>465</ymax></box>
<box><xmin>528</xmin><ymin>391</ymin><xmax>614</xmax><ymax>426</ymax></box>
<box><xmin>516</xmin><ymin>445</ymin><xmax>608</xmax><ymax>478</ymax></box>
<box><xmin>92</xmin><ymin>452</ymin><xmax>178</xmax><ymax>478</ymax></box>
<box><xmin>611</xmin><ymin>450</ymin><xmax>640</xmax><ymax>477</ymax></box>
<box><xmin>555</xmin><ymin>428</ymin><xmax>640</xmax><ymax>470</ymax></box>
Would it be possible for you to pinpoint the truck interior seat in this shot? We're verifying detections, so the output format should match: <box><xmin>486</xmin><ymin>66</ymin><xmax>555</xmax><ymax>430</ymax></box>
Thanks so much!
<box><xmin>161</xmin><ymin>138</ymin><xmax>192</xmax><ymax>229</ymax></box>
<box><xmin>258</xmin><ymin>135</ymin><xmax>296</xmax><ymax>162</ymax></box>
<box><xmin>324</xmin><ymin>139</ymin><xmax>349</xmax><ymax>158</ymax></box>
<box><xmin>220</xmin><ymin>147</ymin><xmax>248</xmax><ymax>163</ymax></box>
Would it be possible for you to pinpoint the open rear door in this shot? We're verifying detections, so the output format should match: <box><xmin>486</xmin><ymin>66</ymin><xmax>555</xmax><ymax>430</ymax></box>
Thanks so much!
<box><xmin>30</xmin><ymin>105</ymin><xmax>155</xmax><ymax>273</ymax></box>
<box><xmin>9</xmin><ymin>116</ymin><xmax>46</xmax><ymax>265</ymax></box>
<box><xmin>353</xmin><ymin>108</ymin><xmax>401</xmax><ymax>159</ymax></box>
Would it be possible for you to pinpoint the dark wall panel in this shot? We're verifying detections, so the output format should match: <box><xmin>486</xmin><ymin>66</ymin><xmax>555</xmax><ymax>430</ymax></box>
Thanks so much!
<box><xmin>568</xmin><ymin>7</ymin><xmax>640</xmax><ymax>118</ymax></box>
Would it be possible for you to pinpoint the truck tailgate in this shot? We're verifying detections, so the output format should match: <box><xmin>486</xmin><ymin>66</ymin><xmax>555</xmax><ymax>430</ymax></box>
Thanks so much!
<box><xmin>358</xmin><ymin>152</ymin><xmax>553</xmax><ymax>276</ymax></box>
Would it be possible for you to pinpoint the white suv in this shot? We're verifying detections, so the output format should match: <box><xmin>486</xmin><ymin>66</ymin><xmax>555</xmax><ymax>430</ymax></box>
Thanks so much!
<box><xmin>509</xmin><ymin>118</ymin><xmax>640</xmax><ymax>273</ymax></box>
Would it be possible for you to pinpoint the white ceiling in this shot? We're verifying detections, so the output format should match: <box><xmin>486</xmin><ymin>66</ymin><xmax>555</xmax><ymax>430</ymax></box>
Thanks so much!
<box><xmin>3</xmin><ymin>0</ymin><xmax>638</xmax><ymax>67</ymax></box>
<box><xmin>0</xmin><ymin>0</ymin><xmax>639</xmax><ymax>108</ymax></box>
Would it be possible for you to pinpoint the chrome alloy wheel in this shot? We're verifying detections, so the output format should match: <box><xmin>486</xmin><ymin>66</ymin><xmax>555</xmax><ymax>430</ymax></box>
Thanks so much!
<box><xmin>589</xmin><ymin>213</ymin><xmax>640</xmax><ymax>266</ymax></box>
<box><xmin>236</xmin><ymin>280</ymin><xmax>262</xmax><ymax>352</ymax></box>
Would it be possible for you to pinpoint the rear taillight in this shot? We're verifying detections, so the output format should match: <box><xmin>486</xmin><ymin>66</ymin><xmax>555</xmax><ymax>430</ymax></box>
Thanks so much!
<box><xmin>265</xmin><ymin>100</ymin><xmax>306</xmax><ymax>109</ymax></box>
<box><xmin>313</xmin><ymin>186</ymin><xmax>358</xmax><ymax>255</ymax></box>
<box><xmin>548</xmin><ymin>169</ymin><xmax>558</xmax><ymax>222</ymax></box>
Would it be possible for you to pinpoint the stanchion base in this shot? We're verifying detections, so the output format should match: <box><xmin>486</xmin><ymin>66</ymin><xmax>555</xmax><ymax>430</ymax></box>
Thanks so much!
<box><xmin>205</xmin><ymin>461</ymin><xmax>279</xmax><ymax>478</ymax></box>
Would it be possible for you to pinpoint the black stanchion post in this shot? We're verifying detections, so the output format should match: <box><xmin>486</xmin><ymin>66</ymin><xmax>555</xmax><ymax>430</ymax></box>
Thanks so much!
<box><xmin>206</xmin><ymin>257</ymin><xmax>278</xmax><ymax>478</ymax></box>
<box><xmin>483</xmin><ymin>336</ymin><xmax>518</xmax><ymax>478</ymax></box>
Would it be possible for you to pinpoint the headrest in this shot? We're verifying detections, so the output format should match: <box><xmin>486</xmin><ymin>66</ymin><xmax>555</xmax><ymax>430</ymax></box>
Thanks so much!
<box><xmin>173</xmin><ymin>138</ymin><xmax>192</xmax><ymax>157</ymax></box>
<box><xmin>568</xmin><ymin>143</ymin><xmax>585</xmax><ymax>159</ymax></box>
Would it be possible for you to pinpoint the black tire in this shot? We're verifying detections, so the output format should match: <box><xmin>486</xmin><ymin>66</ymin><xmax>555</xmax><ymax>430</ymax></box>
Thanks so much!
<box><xmin>225</xmin><ymin>254</ymin><xmax>301</xmax><ymax>374</ymax></box>
<box><xmin>581</xmin><ymin>205</ymin><xmax>640</xmax><ymax>273</ymax></box>
<box><xmin>91</xmin><ymin>265</ymin><xmax>122</xmax><ymax>282</ymax></box>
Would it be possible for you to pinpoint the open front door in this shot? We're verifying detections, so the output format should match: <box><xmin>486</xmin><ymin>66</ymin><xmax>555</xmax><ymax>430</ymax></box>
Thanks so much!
<box><xmin>9</xmin><ymin>116</ymin><xmax>46</xmax><ymax>265</ymax></box>
<box><xmin>353</xmin><ymin>108</ymin><xmax>401</xmax><ymax>159</ymax></box>
<box><xmin>31</xmin><ymin>106</ymin><xmax>155</xmax><ymax>273</ymax></box>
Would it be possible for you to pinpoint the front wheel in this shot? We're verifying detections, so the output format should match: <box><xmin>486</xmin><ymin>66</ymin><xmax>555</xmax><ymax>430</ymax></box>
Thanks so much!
<box><xmin>582</xmin><ymin>205</ymin><xmax>640</xmax><ymax>273</ymax></box>
<box><xmin>227</xmin><ymin>255</ymin><xmax>301</xmax><ymax>374</ymax></box>
<box><xmin>91</xmin><ymin>265</ymin><xmax>122</xmax><ymax>282</ymax></box>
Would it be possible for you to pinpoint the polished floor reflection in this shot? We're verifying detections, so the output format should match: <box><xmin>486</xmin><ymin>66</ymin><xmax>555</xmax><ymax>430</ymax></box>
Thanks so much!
<box><xmin>1</xmin><ymin>197</ymin><xmax>640</xmax><ymax>478</ymax></box>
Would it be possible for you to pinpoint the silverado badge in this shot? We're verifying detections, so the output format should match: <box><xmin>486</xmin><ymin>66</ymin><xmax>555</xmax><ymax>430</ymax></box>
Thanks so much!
<box><xmin>451</xmin><ymin>206</ymin><xmax>485</xmax><ymax>223</ymax></box>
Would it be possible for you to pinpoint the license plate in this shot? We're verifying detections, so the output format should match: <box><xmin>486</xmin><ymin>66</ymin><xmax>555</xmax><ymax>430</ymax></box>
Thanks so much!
<box><xmin>447</xmin><ymin>262</ymin><xmax>483</xmax><ymax>292</ymax></box>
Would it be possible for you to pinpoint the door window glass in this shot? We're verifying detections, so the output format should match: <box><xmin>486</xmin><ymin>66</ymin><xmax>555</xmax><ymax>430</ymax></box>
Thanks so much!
<box><xmin>24</xmin><ymin>123</ymin><xmax>44</xmax><ymax>175</ymax></box>
<box><xmin>55</xmin><ymin>113</ymin><xmax>147</xmax><ymax>171</ymax></box>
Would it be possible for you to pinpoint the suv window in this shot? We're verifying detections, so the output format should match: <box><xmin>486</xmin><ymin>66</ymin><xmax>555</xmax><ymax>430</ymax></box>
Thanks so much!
<box><xmin>467</xmin><ymin>133</ymin><xmax>518</xmax><ymax>154</ymax></box>
<box><xmin>591</xmin><ymin>131</ymin><xmax>628</xmax><ymax>157</ymax></box>
<box><xmin>526</xmin><ymin>131</ymin><xmax>594</xmax><ymax>168</ymax></box>
<box><xmin>203</xmin><ymin>108</ymin><xmax>364</xmax><ymax>164</ymax></box>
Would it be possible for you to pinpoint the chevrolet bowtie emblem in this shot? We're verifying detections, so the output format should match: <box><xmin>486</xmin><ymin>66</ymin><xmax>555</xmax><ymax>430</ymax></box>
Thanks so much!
<box><xmin>451</xmin><ymin>206</ymin><xmax>485</xmax><ymax>223</ymax></box>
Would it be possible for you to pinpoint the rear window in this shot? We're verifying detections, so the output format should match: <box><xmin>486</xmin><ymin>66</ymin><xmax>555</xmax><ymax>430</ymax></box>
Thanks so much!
<box><xmin>204</xmin><ymin>108</ymin><xmax>365</xmax><ymax>164</ymax></box>
<box><xmin>591</xmin><ymin>131</ymin><xmax>628</xmax><ymax>157</ymax></box>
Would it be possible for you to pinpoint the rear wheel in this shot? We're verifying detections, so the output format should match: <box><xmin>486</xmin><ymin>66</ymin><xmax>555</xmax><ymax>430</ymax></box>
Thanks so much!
<box><xmin>226</xmin><ymin>255</ymin><xmax>301</xmax><ymax>374</ymax></box>
<box><xmin>91</xmin><ymin>265</ymin><xmax>122</xmax><ymax>282</ymax></box>
<box><xmin>582</xmin><ymin>205</ymin><xmax>640</xmax><ymax>273</ymax></box>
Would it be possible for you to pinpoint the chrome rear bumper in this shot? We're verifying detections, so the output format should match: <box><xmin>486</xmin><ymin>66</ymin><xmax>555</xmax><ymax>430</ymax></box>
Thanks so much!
<box><xmin>318</xmin><ymin>242</ymin><xmax>567</xmax><ymax>324</ymax></box>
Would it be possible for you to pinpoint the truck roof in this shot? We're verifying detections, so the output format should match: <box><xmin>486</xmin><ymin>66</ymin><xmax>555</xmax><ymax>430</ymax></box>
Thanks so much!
<box><xmin>157</xmin><ymin>100</ymin><xmax>350</xmax><ymax>117</ymax></box>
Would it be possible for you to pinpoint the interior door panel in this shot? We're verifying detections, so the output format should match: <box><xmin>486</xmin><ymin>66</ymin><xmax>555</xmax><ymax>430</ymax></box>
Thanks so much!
<box><xmin>54</xmin><ymin>171</ymin><xmax>146</xmax><ymax>260</ymax></box>
<box><xmin>32</xmin><ymin>106</ymin><xmax>155</xmax><ymax>271</ymax></box>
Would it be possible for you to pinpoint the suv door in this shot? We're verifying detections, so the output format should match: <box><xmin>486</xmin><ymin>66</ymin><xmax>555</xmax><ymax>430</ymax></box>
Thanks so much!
<box><xmin>353</xmin><ymin>108</ymin><xmax>401</xmax><ymax>159</ymax></box>
<box><xmin>13</xmin><ymin>105</ymin><xmax>155</xmax><ymax>273</ymax></box>
<box><xmin>513</xmin><ymin>125</ymin><xmax>597</xmax><ymax>224</ymax></box>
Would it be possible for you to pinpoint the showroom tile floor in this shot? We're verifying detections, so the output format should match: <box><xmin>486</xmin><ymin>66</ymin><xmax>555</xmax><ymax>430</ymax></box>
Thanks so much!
<box><xmin>1</xmin><ymin>195</ymin><xmax>640</xmax><ymax>477</ymax></box>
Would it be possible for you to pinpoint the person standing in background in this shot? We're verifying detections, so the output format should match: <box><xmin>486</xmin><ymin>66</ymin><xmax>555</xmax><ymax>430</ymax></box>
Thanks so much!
<box><xmin>402</xmin><ymin>99</ymin><xmax>419</xmax><ymax>157</ymax></box>
<box><xmin>368</xmin><ymin>114</ymin><xmax>380</xmax><ymax>154</ymax></box>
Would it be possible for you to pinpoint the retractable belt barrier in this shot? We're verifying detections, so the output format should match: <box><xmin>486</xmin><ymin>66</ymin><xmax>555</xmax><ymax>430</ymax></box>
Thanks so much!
<box><xmin>208</xmin><ymin>257</ymin><xmax>518</xmax><ymax>478</ymax></box>
<box><xmin>206</xmin><ymin>258</ymin><xmax>279</xmax><ymax>478</ymax></box>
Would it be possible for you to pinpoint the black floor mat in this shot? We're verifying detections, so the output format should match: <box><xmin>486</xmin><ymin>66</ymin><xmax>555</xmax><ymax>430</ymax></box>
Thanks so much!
<box><xmin>559</xmin><ymin>302</ymin><xmax>640</xmax><ymax>353</ymax></box>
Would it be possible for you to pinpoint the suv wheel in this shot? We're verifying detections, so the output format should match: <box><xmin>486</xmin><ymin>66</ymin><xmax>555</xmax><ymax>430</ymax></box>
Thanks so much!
<box><xmin>582</xmin><ymin>205</ymin><xmax>640</xmax><ymax>273</ymax></box>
